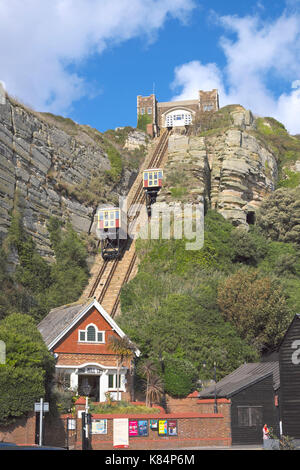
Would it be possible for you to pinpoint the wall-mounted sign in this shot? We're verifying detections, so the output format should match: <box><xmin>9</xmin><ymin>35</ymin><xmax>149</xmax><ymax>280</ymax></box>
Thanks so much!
<box><xmin>34</xmin><ymin>402</ymin><xmax>49</xmax><ymax>412</ymax></box>
<box><xmin>150</xmin><ymin>419</ymin><xmax>158</xmax><ymax>430</ymax></box>
<box><xmin>158</xmin><ymin>419</ymin><xmax>168</xmax><ymax>435</ymax></box>
<box><xmin>168</xmin><ymin>420</ymin><xmax>178</xmax><ymax>436</ymax></box>
<box><xmin>80</xmin><ymin>367</ymin><xmax>102</xmax><ymax>375</ymax></box>
<box><xmin>129</xmin><ymin>420</ymin><xmax>138</xmax><ymax>437</ymax></box>
<box><xmin>113</xmin><ymin>419</ymin><xmax>129</xmax><ymax>448</ymax></box>
<box><xmin>91</xmin><ymin>419</ymin><xmax>107</xmax><ymax>434</ymax></box>
<box><xmin>138</xmin><ymin>420</ymin><xmax>148</xmax><ymax>437</ymax></box>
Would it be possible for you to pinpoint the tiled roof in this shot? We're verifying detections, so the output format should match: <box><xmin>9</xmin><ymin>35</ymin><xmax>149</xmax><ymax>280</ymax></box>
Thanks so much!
<box><xmin>37</xmin><ymin>299</ymin><xmax>94</xmax><ymax>348</ymax></box>
<box><xmin>198</xmin><ymin>362</ymin><xmax>280</xmax><ymax>399</ymax></box>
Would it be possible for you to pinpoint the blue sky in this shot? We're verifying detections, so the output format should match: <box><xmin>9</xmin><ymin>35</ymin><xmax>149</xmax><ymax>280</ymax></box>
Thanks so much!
<box><xmin>1</xmin><ymin>0</ymin><xmax>300</xmax><ymax>133</ymax></box>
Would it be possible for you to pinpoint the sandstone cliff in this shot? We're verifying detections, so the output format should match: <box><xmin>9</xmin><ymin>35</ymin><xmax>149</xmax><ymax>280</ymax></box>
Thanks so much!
<box><xmin>157</xmin><ymin>106</ymin><xmax>279</xmax><ymax>228</ymax></box>
<box><xmin>0</xmin><ymin>97</ymin><xmax>141</xmax><ymax>260</ymax></box>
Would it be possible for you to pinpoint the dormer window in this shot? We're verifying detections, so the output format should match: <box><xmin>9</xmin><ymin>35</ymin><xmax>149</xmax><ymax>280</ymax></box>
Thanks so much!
<box><xmin>78</xmin><ymin>324</ymin><xmax>105</xmax><ymax>343</ymax></box>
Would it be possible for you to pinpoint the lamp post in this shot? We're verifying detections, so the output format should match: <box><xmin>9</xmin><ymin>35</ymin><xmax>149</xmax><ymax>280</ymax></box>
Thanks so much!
<box><xmin>82</xmin><ymin>383</ymin><xmax>91</xmax><ymax>450</ymax></box>
<box><xmin>203</xmin><ymin>361</ymin><xmax>218</xmax><ymax>414</ymax></box>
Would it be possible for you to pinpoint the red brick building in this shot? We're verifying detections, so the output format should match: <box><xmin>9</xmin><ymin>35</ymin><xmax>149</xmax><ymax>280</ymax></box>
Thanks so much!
<box><xmin>38</xmin><ymin>298</ymin><xmax>140</xmax><ymax>402</ymax></box>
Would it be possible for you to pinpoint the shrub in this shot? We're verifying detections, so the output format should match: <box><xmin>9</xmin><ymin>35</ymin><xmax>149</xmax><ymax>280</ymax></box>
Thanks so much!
<box><xmin>163</xmin><ymin>355</ymin><xmax>198</xmax><ymax>398</ymax></box>
<box><xmin>217</xmin><ymin>269</ymin><xmax>292</xmax><ymax>353</ymax></box>
<box><xmin>256</xmin><ymin>188</ymin><xmax>300</xmax><ymax>245</ymax></box>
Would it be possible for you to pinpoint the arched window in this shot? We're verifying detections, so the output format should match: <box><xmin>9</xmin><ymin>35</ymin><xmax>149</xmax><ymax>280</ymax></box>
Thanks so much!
<box><xmin>164</xmin><ymin>109</ymin><xmax>192</xmax><ymax>128</ymax></box>
<box><xmin>87</xmin><ymin>325</ymin><xmax>96</xmax><ymax>342</ymax></box>
<box><xmin>78</xmin><ymin>324</ymin><xmax>105</xmax><ymax>343</ymax></box>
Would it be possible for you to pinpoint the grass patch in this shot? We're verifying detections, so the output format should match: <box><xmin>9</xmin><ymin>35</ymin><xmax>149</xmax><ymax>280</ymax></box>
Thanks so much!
<box><xmin>89</xmin><ymin>401</ymin><xmax>160</xmax><ymax>414</ymax></box>
<box><xmin>170</xmin><ymin>186</ymin><xmax>188</xmax><ymax>199</ymax></box>
<box><xmin>277</xmin><ymin>169</ymin><xmax>300</xmax><ymax>188</ymax></box>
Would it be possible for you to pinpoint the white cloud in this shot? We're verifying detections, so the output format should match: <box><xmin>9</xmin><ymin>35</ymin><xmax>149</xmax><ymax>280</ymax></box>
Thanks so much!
<box><xmin>0</xmin><ymin>0</ymin><xmax>195</xmax><ymax>113</ymax></box>
<box><xmin>171</xmin><ymin>12</ymin><xmax>300</xmax><ymax>134</ymax></box>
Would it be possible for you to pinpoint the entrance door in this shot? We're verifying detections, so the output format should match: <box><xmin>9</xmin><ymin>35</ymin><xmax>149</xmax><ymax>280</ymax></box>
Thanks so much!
<box><xmin>78</xmin><ymin>376</ymin><xmax>100</xmax><ymax>402</ymax></box>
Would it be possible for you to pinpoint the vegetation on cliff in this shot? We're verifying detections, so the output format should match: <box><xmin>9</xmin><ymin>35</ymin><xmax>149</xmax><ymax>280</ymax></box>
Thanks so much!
<box><xmin>119</xmin><ymin>202</ymin><xmax>300</xmax><ymax>397</ymax></box>
<box><xmin>0</xmin><ymin>210</ymin><xmax>89</xmax><ymax>322</ymax></box>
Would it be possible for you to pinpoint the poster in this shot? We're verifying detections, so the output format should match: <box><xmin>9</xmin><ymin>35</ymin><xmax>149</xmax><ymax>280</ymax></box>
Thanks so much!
<box><xmin>138</xmin><ymin>420</ymin><xmax>148</xmax><ymax>437</ymax></box>
<box><xmin>129</xmin><ymin>420</ymin><xmax>138</xmax><ymax>437</ymax></box>
<box><xmin>168</xmin><ymin>420</ymin><xmax>178</xmax><ymax>436</ymax></box>
<box><xmin>150</xmin><ymin>419</ymin><xmax>158</xmax><ymax>430</ymax></box>
<box><xmin>113</xmin><ymin>419</ymin><xmax>129</xmax><ymax>448</ymax></box>
<box><xmin>91</xmin><ymin>419</ymin><xmax>107</xmax><ymax>435</ymax></box>
<box><xmin>158</xmin><ymin>419</ymin><xmax>168</xmax><ymax>435</ymax></box>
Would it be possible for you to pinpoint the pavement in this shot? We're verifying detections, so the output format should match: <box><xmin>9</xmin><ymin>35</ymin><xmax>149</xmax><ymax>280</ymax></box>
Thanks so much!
<box><xmin>169</xmin><ymin>445</ymin><xmax>263</xmax><ymax>451</ymax></box>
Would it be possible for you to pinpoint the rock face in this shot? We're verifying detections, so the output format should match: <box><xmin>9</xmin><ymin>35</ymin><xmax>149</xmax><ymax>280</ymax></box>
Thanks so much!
<box><xmin>124</xmin><ymin>129</ymin><xmax>148</xmax><ymax>151</ymax></box>
<box><xmin>0</xmin><ymin>98</ymin><xmax>137</xmax><ymax>259</ymax></box>
<box><xmin>157</xmin><ymin>108</ymin><xmax>278</xmax><ymax>228</ymax></box>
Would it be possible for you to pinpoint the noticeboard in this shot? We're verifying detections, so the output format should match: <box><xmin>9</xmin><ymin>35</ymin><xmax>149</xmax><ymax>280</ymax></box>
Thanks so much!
<box><xmin>158</xmin><ymin>419</ymin><xmax>168</xmax><ymax>435</ymax></box>
<box><xmin>91</xmin><ymin>419</ymin><xmax>107</xmax><ymax>435</ymax></box>
<box><xmin>168</xmin><ymin>420</ymin><xmax>178</xmax><ymax>436</ymax></box>
<box><xmin>129</xmin><ymin>420</ymin><xmax>138</xmax><ymax>437</ymax></box>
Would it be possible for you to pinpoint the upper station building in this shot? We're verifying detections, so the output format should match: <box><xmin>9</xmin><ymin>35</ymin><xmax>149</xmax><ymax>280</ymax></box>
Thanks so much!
<box><xmin>137</xmin><ymin>89</ymin><xmax>219</xmax><ymax>136</ymax></box>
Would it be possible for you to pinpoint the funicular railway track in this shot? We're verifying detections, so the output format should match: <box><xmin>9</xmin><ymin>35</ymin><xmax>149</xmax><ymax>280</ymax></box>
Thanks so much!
<box><xmin>83</xmin><ymin>129</ymin><xmax>171</xmax><ymax>317</ymax></box>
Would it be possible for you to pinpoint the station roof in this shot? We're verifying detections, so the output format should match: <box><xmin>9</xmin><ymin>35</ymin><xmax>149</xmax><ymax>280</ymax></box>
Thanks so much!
<box><xmin>198</xmin><ymin>362</ymin><xmax>280</xmax><ymax>399</ymax></box>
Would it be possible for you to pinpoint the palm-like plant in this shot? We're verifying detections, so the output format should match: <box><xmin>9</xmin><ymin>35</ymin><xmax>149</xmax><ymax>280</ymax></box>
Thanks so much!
<box><xmin>108</xmin><ymin>335</ymin><xmax>136</xmax><ymax>401</ymax></box>
<box><xmin>140</xmin><ymin>360</ymin><xmax>164</xmax><ymax>407</ymax></box>
<box><xmin>140</xmin><ymin>360</ymin><xmax>157</xmax><ymax>407</ymax></box>
<box><xmin>144</xmin><ymin>374</ymin><xmax>164</xmax><ymax>407</ymax></box>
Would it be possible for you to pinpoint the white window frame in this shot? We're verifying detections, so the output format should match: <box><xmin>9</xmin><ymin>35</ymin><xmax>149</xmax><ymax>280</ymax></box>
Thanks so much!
<box><xmin>147</xmin><ymin>107</ymin><xmax>152</xmax><ymax>114</ymax></box>
<box><xmin>78</xmin><ymin>323</ymin><xmax>105</xmax><ymax>344</ymax></box>
<box><xmin>107</xmin><ymin>373</ymin><xmax>123</xmax><ymax>391</ymax></box>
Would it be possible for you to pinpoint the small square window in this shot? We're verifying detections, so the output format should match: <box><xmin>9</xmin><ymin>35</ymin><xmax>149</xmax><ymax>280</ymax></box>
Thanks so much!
<box><xmin>147</xmin><ymin>107</ymin><xmax>152</xmax><ymax>114</ymax></box>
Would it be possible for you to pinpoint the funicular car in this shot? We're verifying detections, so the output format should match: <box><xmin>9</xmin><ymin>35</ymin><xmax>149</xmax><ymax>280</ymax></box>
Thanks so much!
<box><xmin>97</xmin><ymin>207</ymin><xmax>126</xmax><ymax>260</ymax></box>
<box><xmin>143</xmin><ymin>168</ymin><xmax>163</xmax><ymax>216</ymax></box>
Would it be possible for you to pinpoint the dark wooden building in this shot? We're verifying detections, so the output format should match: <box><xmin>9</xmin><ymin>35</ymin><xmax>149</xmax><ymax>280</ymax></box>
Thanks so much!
<box><xmin>279</xmin><ymin>314</ymin><xmax>300</xmax><ymax>441</ymax></box>
<box><xmin>198</xmin><ymin>362</ymin><xmax>280</xmax><ymax>445</ymax></box>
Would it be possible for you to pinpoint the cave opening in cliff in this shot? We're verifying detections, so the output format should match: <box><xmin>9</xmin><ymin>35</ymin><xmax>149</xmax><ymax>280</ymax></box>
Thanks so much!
<box><xmin>246</xmin><ymin>211</ymin><xmax>255</xmax><ymax>225</ymax></box>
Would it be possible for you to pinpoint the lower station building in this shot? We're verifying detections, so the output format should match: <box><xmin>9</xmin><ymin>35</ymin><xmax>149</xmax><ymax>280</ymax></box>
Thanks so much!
<box><xmin>137</xmin><ymin>89</ymin><xmax>219</xmax><ymax>136</ymax></box>
<box><xmin>38</xmin><ymin>298</ymin><xmax>140</xmax><ymax>403</ymax></box>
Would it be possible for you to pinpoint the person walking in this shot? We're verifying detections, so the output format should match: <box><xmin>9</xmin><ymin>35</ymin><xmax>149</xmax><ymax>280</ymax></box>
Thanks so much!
<box><xmin>263</xmin><ymin>424</ymin><xmax>270</xmax><ymax>449</ymax></box>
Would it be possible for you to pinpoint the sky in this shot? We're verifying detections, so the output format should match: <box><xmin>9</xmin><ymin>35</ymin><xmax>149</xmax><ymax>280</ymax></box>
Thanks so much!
<box><xmin>1</xmin><ymin>0</ymin><xmax>300</xmax><ymax>133</ymax></box>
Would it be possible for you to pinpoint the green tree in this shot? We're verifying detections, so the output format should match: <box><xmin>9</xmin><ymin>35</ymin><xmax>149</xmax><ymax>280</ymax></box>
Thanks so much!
<box><xmin>217</xmin><ymin>268</ymin><xmax>292</xmax><ymax>353</ymax></box>
<box><xmin>0</xmin><ymin>314</ymin><xmax>55</xmax><ymax>425</ymax></box>
<box><xmin>256</xmin><ymin>188</ymin><xmax>300</xmax><ymax>245</ymax></box>
<box><xmin>231</xmin><ymin>227</ymin><xmax>268</xmax><ymax>266</ymax></box>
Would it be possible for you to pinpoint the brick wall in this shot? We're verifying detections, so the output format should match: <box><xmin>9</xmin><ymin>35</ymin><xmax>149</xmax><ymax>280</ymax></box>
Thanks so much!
<box><xmin>75</xmin><ymin>411</ymin><xmax>231</xmax><ymax>450</ymax></box>
<box><xmin>165</xmin><ymin>394</ymin><xmax>200</xmax><ymax>413</ymax></box>
<box><xmin>0</xmin><ymin>412</ymin><xmax>36</xmax><ymax>445</ymax></box>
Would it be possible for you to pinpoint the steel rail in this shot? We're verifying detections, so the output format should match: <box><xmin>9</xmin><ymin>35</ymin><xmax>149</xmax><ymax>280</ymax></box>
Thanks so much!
<box><xmin>90</xmin><ymin>129</ymin><xmax>171</xmax><ymax>308</ymax></box>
